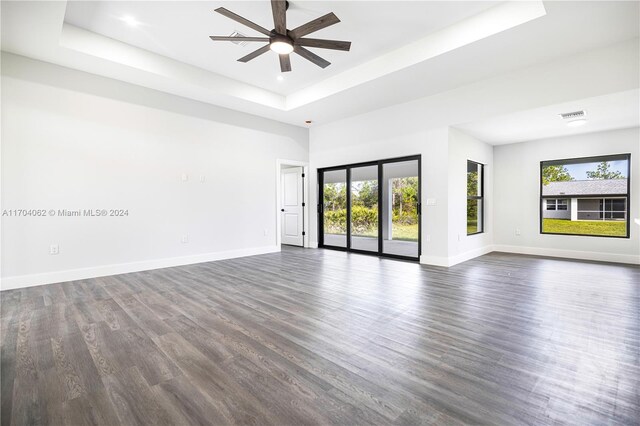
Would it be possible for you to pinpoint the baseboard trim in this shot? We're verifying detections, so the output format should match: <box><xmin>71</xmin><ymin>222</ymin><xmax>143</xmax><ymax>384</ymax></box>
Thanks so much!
<box><xmin>493</xmin><ymin>244</ymin><xmax>640</xmax><ymax>265</ymax></box>
<box><xmin>448</xmin><ymin>245</ymin><xmax>495</xmax><ymax>267</ymax></box>
<box><xmin>0</xmin><ymin>245</ymin><xmax>281</xmax><ymax>291</ymax></box>
<box><xmin>419</xmin><ymin>255</ymin><xmax>451</xmax><ymax>267</ymax></box>
<box><xmin>421</xmin><ymin>245</ymin><xmax>494</xmax><ymax>267</ymax></box>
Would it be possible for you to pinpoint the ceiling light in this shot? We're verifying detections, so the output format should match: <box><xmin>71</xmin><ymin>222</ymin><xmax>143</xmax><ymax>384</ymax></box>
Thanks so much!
<box><xmin>277</xmin><ymin>75</ymin><xmax>284</xmax><ymax>81</ymax></box>
<box><xmin>270</xmin><ymin>35</ymin><xmax>294</xmax><ymax>55</ymax></box>
<box><xmin>567</xmin><ymin>119</ymin><xmax>587</xmax><ymax>127</ymax></box>
<box><xmin>119</xmin><ymin>15</ymin><xmax>141</xmax><ymax>27</ymax></box>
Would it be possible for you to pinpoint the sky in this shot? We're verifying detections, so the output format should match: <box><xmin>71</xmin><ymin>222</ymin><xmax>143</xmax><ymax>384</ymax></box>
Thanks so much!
<box><xmin>565</xmin><ymin>159</ymin><xmax>628</xmax><ymax>180</ymax></box>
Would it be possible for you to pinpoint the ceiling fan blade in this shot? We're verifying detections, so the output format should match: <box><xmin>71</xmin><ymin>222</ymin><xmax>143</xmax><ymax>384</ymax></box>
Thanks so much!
<box><xmin>294</xmin><ymin>46</ymin><xmax>330</xmax><ymax>68</ymax></box>
<box><xmin>295</xmin><ymin>38</ymin><xmax>351</xmax><ymax>51</ymax></box>
<box><xmin>209</xmin><ymin>36</ymin><xmax>270</xmax><ymax>42</ymax></box>
<box><xmin>279</xmin><ymin>54</ymin><xmax>292</xmax><ymax>72</ymax></box>
<box><xmin>237</xmin><ymin>45</ymin><xmax>271</xmax><ymax>63</ymax></box>
<box><xmin>271</xmin><ymin>0</ymin><xmax>287</xmax><ymax>35</ymax></box>
<box><xmin>214</xmin><ymin>7</ymin><xmax>272</xmax><ymax>36</ymax></box>
<box><xmin>289</xmin><ymin>13</ymin><xmax>340</xmax><ymax>39</ymax></box>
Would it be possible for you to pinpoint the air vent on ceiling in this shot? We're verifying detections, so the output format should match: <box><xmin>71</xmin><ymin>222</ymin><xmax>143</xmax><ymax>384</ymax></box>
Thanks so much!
<box><xmin>228</xmin><ymin>31</ymin><xmax>249</xmax><ymax>47</ymax></box>
<box><xmin>559</xmin><ymin>110</ymin><xmax>586</xmax><ymax>120</ymax></box>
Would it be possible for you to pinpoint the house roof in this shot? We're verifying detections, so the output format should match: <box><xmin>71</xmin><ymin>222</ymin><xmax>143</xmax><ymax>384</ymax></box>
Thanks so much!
<box><xmin>543</xmin><ymin>179</ymin><xmax>628</xmax><ymax>196</ymax></box>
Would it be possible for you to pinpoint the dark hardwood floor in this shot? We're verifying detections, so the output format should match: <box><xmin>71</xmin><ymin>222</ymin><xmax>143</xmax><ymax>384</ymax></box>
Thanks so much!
<box><xmin>1</xmin><ymin>247</ymin><xmax>639</xmax><ymax>425</ymax></box>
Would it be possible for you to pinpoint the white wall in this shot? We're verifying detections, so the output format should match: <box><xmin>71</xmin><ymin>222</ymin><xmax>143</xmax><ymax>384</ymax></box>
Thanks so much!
<box><xmin>308</xmin><ymin>38</ymin><xmax>637</xmax><ymax>264</ymax></box>
<box><xmin>308</xmin><ymin>125</ymin><xmax>450</xmax><ymax>262</ymax></box>
<box><xmin>493</xmin><ymin>127</ymin><xmax>639</xmax><ymax>264</ymax></box>
<box><xmin>309</xmin><ymin>123</ymin><xmax>493</xmax><ymax>266</ymax></box>
<box><xmin>447</xmin><ymin>128</ymin><xmax>494</xmax><ymax>263</ymax></box>
<box><xmin>1</xmin><ymin>53</ymin><xmax>309</xmax><ymax>289</ymax></box>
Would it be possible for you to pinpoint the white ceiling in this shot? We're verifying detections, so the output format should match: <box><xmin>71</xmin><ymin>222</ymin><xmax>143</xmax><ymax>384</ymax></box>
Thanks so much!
<box><xmin>63</xmin><ymin>1</ymin><xmax>498</xmax><ymax>95</ymax></box>
<box><xmin>1</xmin><ymin>1</ymin><xmax>639</xmax><ymax>127</ymax></box>
<box><xmin>454</xmin><ymin>89</ymin><xmax>640</xmax><ymax>145</ymax></box>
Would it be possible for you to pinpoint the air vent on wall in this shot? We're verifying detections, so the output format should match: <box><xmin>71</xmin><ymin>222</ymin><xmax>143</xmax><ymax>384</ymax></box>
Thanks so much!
<box><xmin>559</xmin><ymin>110</ymin><xmax>586</xmax><ymax>120</ymax></box>
<box><xmin>228</xmin><ymin>31</ymin><xmax>249</xmax><ymax>47</ymax></box>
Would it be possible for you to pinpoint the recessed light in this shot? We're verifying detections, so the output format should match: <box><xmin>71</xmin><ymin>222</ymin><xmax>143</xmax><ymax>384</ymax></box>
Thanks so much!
<box><xmin>119</xmin><ymin>15</ymin><xmax>141</xmax><ymax>27</ymax></box>
<box><xmin>277</xmin><ymin>75</ymin><xmax>284</xmax><ymax>81</ymax></box>
<box><xmin>567</xmin><ymin>119</ymin><xmax>587</xmax><ymax>127</ymax></box>
<box><xmin>305</xmin><ymin>120</ymin><xmax>312</xmax><ymax>124</ymax></box>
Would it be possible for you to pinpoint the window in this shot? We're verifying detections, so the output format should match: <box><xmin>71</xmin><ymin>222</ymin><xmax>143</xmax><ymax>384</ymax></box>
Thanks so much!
<box><xmin>546</xmin><ymin>199</ymin><xmax>568</xmax><ymax>211</ymax></box>
<box><xmin>557</xmin><ymin>199</ymin><xmax>568</xmax><ymax>210</ymax></box>
<box><xmin>540</xmin><ymin>154</ymin><xmax>630</xmax><ymax>238</ymax></box>
<box><xmin>318</xmin><ymin>156</ymin><xmax>421</xmax><ymax>260</ymax></box>
<box><xmin>467</xmin><ymin>160</ymin><xmax>484</xmax><ymax>235</ymax></box>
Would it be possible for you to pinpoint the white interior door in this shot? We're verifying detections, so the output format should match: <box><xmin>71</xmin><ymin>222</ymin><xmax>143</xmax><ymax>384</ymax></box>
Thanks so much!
<box><xmin>281</xmin><ymin>167</ymin><xmax>304</xmax><ymax>247</ymax></box>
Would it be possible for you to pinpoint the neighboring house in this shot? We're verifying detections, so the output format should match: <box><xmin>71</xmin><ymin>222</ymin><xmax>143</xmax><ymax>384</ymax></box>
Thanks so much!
<box><xmin>542</xmin><ymin>179</ymin><xmax>628</xmax><ymax>221</ymax></box>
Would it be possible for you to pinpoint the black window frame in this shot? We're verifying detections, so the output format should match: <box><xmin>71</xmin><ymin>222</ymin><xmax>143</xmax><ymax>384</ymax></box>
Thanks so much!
<box><xmin>317</xmin><ymin>155</ymin><xmax>422</xmax><ymax>262</ymax></box>
<box><xmin>466</xmin><ymin>160</ymin><xmax>485</xmax><ymax>236</ymax></box>
<box><xmin>539</xmin><ymin>153</ymin><xmax>631</xmax><ymax>239</ymax></box>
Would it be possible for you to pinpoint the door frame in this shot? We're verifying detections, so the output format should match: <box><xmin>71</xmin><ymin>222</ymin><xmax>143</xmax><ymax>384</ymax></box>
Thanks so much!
<box><xmin>276</xmin><ymin>159</ymin><xmax>310</xmax><ymax>248</ymax></box>
<box><xmin>318</xmin><ymin>154</ymin><xmax>421</xmax><ymax>262</ymax></box>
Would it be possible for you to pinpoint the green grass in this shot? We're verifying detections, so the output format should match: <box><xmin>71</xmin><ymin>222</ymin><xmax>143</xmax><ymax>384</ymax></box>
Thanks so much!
<box><xmin>333</xmin><ymin>223</ymin><xmax>419</xmax><ymax>242</ymax></box>
<box><xmin>467</xmin><ymin>220</ymin><xmax>479</xmax><ymax>235</ymax></box>
<box><xmin>542</xmin><ymin>219</ymin><xmax>627</xmax><ymax>237</ymax></box>
<box><xmin>392</xmin><ymin>223</ymin><xmax>418</xmax><ymax>241</ymax></box>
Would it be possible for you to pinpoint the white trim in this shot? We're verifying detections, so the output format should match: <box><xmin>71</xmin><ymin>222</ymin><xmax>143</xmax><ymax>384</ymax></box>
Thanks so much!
<box><xmin>0</xmin><ymin>245</ymin><xmax>280</xmax><ymax>291</ymax></box>
<box><xmin>419</xmin><ymin>255</ymin><xmax>451</xmax><ymax>267</ymax></box>
<box><xmin>276</xmin><ymin>159</ymin><xmax>310</xmax><ymax>248</ymax></box>
<box><xmin>309</xmin><ymin>241</ymin><xmax>319</xmax><ymax>249</ymax></box>
<box><xmin>420</xmin><ymin>245</ymin><xmax>494</xmax><ymax>267</ymax></box>
<box><xmin>448</xmin><ymin>245</ymin><xmax>495</xmax><ymax>267</ymax></box>
<box><xmin>493</xmin><ymin>244</ymin><xmax>639</xmax><ymax>265</ymax></box>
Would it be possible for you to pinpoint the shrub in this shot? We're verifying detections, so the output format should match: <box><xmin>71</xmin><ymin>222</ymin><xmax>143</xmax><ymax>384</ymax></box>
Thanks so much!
<box><xmin>324</xmin><ymin>206</ymin><xmax>417</xmax><ymax>233</ymax></box>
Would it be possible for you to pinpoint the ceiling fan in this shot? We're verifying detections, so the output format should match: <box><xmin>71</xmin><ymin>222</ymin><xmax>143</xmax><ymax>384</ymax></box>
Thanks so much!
<box><xmin>209</xmin><ymin>0</ymin><xmax>351</xmax><ymax>72</ymax></box>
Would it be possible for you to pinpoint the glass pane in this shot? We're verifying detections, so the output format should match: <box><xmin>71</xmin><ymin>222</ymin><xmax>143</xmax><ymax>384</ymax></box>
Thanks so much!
<box><xmin>467</xmin><ymin>161</ymin><xmax>482</xmax><ymax>197</ymax></box>
<box><xmin>322</xmin><ymin>169</ymin><xmax>347</xmax><ymax>247</ymax></box>
<box><xmin>382</xmin><ymin>160</ymin><xmax>419</xmax><ymax>258</ymax></box>
<box><xmin>611</xmin><ymin>199</ymin><xmax>626</xmax><ymax>211</ymax></box>
<box><xmin>541</xmin><ymin>155</ymin><xmax>628</xmax><ymax>237</ymax></box>
<box><xmin>467</xmin><ymin>199</ymin><xmax>483</xmax><ymax>234</ymax></box>
<box><xmin>350</xmin><ymin>166</ymin><xmax>379</xmax><ymax>252</ymax></box>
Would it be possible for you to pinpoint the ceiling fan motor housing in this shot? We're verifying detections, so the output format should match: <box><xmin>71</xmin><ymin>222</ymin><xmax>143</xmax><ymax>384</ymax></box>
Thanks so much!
<box><xmin>270</xmin><ymin>32</ymin><xmax>293</xmax><ymax>44</ymax></box>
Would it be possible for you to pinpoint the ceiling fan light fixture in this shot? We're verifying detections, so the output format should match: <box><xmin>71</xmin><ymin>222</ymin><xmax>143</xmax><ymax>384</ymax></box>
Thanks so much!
<box><xmin>270</xmin><ymin>37</ymin><xmax>294</xmax><ymax>55</ymax></box>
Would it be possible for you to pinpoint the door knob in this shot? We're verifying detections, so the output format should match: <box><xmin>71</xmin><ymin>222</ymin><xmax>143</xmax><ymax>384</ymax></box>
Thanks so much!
<box><xmin>281</xmin><ymin>209</ymin><xmax>285</xmax><ymax>212</ymax></box>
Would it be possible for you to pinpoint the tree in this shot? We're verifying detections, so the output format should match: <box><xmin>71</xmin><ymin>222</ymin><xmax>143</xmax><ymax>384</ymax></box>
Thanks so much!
<box><xmin>542</xmin><ymin>165</ymin><xmax>573</xmax><ymax>186</ymax></box>
<box><xmin>323</xmin><ymin>183</ymin><xmax>346</xmax><ymax>210</ymax></box>
<box><xmin>586</xmin><ymin>161</ymin><xmax>623</xmax><ymax>180</ymax></box>
<box><xmin>354</xmin><ymin>180</ymin><xmax>378</xmax><ymax>208</ymax></box>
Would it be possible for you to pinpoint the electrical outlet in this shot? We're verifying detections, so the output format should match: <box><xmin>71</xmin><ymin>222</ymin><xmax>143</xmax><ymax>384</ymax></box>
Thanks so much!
<box><xmin>264</xmin><ymin>229</ymin><xmax>268</xmax><ymax>236</ymax></box>
<box><xmin>426</xmin><ymin>198</ymin><xmax>437</xmax><ymax>206</ymax></box>
<box><xmin>515</xmin><ymin>228</ymin><xmax>521</xmax><ymax>236</ymax></box>
<box><xmin>49</xmin><ymin>244</ymin><xmax>59</xmax><ymax>255</ymax></box>
<box><xmin>181</xmin><ymin>173</ymin><xmax>189</xmax><ymax>182</ymax></box>
<box><xmin>457</xmin><ymin>234</ymin><xmax>461</xmax><ymax>242</ymax></box>
<box><xmin>181</xmin><ymin>234</ymin><xmax>189</xmax><ymax>243</ymax></box>
<box><xmin>425</xmin><ymin>234</ymin><xmax>431</xmax><ymax>242</ymax></box>
<box><xmin>200</xmin><ymin>175</ymin><xmax>206</xmax><ymax>183</ymax></box>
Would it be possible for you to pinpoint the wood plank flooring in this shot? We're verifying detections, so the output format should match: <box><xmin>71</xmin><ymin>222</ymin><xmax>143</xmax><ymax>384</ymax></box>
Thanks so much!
<box><xmin>1</xmin><ymin>248</ymin><xmax>639</xmax><ymax>425</ymax></box>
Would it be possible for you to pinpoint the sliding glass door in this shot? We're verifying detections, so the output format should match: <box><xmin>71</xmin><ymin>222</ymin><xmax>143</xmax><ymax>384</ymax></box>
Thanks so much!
<box><xmin>350</xmin><ymin>165</ymin><xmax>379</xmax><ymax>253</ymax></box>
<box><xmin>318</xmin><ymin>156</ymin><xmax>421</xmax><ymax>261</ymax></box>
<box><xmin>321</xmin><ymin>169</ymin><xmax>347</xmax><ymax>248</ymax></box>
<box><xmin>382</xmin><ymin>159</ymin><xmax>420</xmax><ymax>258</ymax></box>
